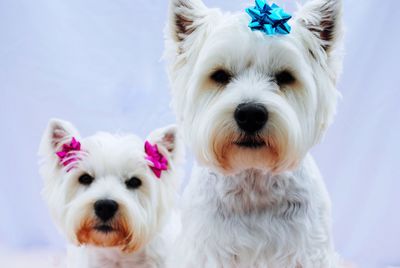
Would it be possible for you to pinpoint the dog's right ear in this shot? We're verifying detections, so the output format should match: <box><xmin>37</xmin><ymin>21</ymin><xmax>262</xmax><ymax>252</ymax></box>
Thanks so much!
<box><xmin>168</xmin><ymin>0</ymin><xmax>209</xmax><ymax>43</ymax></box>
<box><xmin>39</xmin><ymin>118</ymin><xmax>80</xmax><ymax>163</ymax></box>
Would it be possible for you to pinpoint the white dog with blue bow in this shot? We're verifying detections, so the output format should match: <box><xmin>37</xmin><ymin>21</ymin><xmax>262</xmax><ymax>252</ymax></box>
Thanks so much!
<box><xmin>165</xmin><ymin>0</ymin><xmax>344</xmax><ymax>267</ymax></box>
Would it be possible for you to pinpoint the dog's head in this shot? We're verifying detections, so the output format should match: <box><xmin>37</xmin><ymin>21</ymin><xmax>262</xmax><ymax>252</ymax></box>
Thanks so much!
<box><xmin>165</xmin><ymin>0</ymin><xmax>343</xmax><ymax>174</ymax></box>
<box><xmin>39</xmin><ymin>119</ymin><xmax>181</xmax><ymax>252</ymax></box>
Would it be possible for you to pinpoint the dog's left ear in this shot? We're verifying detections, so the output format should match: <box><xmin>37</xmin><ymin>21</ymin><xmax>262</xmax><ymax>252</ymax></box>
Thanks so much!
<box><xmin>147</xmin><ymin>125</ymin><xmax>183</xmax><ymax>163</ymax></box>
<box><xmin>296</xmin><ymin>0</ymin><xmax>343</xmax><ymax>55</ymax></box>
<box><xmin>168</xmin><ymin>0</ymin><xmax>208</xmax><ymax>43</ymax></box>
<box><xmin>39</xmin><ymin>119</ymin><xmax>81</xmax><ymax>164</ymax></box>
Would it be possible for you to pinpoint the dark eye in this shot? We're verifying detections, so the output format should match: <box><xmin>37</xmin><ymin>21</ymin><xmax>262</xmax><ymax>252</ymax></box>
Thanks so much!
<box><xmin>275</xmin><ymin>70</ymin><xmax>296</xmax><ymax>86</ymax></box>
<box><xmin>78</xmin><ymin>174</ymin><xmax>94</xmax><ymax>185</ymax></box>
<box><xmin>125</xmin><ymin>177</ymin><xmax>142</xmax><ymax>189</ymax></box>
<box><xmin>210</xmin><ymin>69</ymin><xmax>232</xmax><ymax>85</ymax></box>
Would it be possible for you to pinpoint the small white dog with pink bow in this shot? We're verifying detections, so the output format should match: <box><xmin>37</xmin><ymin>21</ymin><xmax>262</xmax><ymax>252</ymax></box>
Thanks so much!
<box><xmin>165</xmin><ymin>0</ymin><xmax>344</xmax><ymax>267</ymax></box>
<box><xmin>39</xmin><ymin>119</ymin><xmax>182</xmax><ymax>268</ymax></box>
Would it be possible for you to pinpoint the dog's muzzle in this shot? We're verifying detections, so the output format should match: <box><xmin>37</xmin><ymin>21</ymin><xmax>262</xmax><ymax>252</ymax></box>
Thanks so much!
<box><xmin>234</xmin><ymin>103</ymin><xmax>268</xmax><ymax>134</ymax></box>
<box><xmin>94</xmin><ymin>199</ymin><xmax>119</xmax><ymax>222</ymax></box>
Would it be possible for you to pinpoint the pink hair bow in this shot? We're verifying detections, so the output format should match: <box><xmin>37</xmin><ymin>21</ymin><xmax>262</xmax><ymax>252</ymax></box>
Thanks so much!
<box><xmin>56</xmin><ymin>137</ymin><xmax>81</xmax><ymax>171</ymax></box>
<box><xmin>144</xmin><ymin>141</ymin><xmax>168</xmax><ymax>179</ymax></box>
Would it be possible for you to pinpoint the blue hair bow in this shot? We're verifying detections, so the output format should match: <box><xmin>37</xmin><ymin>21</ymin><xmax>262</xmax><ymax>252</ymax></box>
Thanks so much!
<box><xmin>246</xmin><ymin>0</ymin><xmax>292</xmax><ymax>36</ymax></box>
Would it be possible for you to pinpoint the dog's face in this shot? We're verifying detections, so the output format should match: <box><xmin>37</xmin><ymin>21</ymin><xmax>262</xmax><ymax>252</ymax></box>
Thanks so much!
<box><xmin>166</xmin><ymin>0</ymin><xmax>343</xmax><ymax>174</ymax></box>
<box><xmin>39</xmin><ymin>119</ymin><xmax>180</xmax><ymax>252</ymax></box>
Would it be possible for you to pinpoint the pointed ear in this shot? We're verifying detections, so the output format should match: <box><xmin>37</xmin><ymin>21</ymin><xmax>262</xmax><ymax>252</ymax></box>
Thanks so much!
<box><xmin>168</xmin><ymin>0</ymin><xmax>208</xmax><ymax>43</ymax></box>
<box><xmin>296</xmin><ymin>0</ymin><xmax>343</xmax><ymax>53</ymax></box>
<box><xmin>39</xmin><ymin>118</ymin><xmax>80</xmax><ymax>160</ymax></box>
<box><xmin>146</xmin><ymin>125</ymin><xmax>183</xmax><ymax>163</ymax></box>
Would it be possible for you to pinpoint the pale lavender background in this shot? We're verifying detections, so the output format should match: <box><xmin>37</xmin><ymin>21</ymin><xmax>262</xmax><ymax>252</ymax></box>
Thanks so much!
<box><xmin>0</xmin><ymin>0</ymin><xmax>399</xmax><ymax>267</ymax></box>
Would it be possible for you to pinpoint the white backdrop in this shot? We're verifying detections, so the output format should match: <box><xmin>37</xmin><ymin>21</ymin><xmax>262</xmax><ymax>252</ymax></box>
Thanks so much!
<box><xmin>0</xmin><ymin>1</ymin><xmax>399</xmax><ymax>267</ymax></box>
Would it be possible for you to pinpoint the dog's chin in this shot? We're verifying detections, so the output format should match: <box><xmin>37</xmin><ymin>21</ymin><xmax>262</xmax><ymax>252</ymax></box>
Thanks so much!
<box><xmin>212</xmin><ymin>135</ymin><xmax>279</xmax><ymax>175</ymax></box>
<box><xmin>76</xmin><ymin>218</ymin><xmax>137</xmax><ymax>252</ymax></box>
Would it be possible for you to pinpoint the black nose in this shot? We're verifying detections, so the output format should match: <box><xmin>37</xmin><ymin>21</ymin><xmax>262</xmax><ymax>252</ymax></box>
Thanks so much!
<box><xmin>94</xmin><ymin>199</ymin><xmax>118</xmax><ymax>222</ymax></box>
<box><xmin>234</xmin><ymin>103</ymin><xmax>268</xmax><ymax>133</ymax></box>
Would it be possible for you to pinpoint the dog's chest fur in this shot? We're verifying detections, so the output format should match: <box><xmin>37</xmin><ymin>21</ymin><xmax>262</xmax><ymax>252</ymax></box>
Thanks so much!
<box><xmin>175</xmin><ymin>155</ymin><xmax>335</xmax><ymax>267</ymax></box>
<box><xmin>67</xmin><ymin>233</ymin><xmax>170</xmax><ymax>268</ymax></box>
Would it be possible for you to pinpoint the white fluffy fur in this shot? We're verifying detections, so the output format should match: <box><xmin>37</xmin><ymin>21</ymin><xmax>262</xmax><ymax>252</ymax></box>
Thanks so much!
<box><xmin>165</xmin><ymin>0</ymin><xmax>343</xmax><ymax>267</ymax></box>
<box><xmin>39</xmin><ymin>119</ymin><xmax>182</xmax><ymax>268</ymax></box>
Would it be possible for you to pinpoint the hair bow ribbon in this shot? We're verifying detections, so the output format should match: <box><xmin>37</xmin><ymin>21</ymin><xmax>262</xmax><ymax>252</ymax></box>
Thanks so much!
<box><xmin>246</xmin><ymin>0</ymin><xmax>292</xmax><ymax>35</ymax></box>
<box><xmin>144</xmin><ymin>141</ymin><xmax>168</xmax><ymax>179</ymax></box>
<box><xmin>56</xmin><ymin>137</ymin><xmax>82</xmax><ymax>171</ymax></box>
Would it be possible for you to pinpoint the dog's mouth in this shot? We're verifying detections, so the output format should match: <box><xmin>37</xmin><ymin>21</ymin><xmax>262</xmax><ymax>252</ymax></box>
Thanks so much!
<box><xmin>77</xmin><ymin>218</ymin><xmax>136</xmax><ymax>251</ymax></box>
<box><xmin>94</xmin><ymin>224</ymin><xmax>114</xmax><ymax>233</ymax></box>
<box><xmin>234</xmin><ymin>135</ymin><xmax>266</xmax><ymax>149</ymax></box>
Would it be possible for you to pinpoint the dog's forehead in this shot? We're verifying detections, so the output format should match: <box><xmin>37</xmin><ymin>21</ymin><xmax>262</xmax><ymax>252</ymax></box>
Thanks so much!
<box><xmin>200</xmin><ymin>13</ymin><xmax>304</xmax><ymax>68</ymax></box>
<box><xmin>81</xmin><ymin>133</ymin><xmax>147</xmax><ymax>173</ymax></box>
